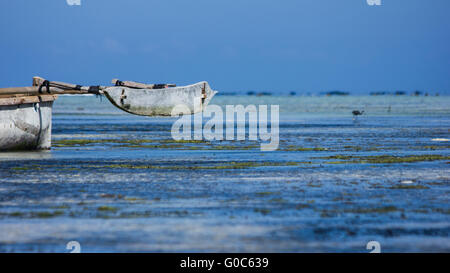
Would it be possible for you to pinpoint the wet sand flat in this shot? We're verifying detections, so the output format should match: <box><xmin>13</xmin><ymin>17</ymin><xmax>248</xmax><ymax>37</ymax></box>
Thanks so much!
<box><xmin>0</xmin><ymin>95</ymin><xmax>449</xmax><ymax>252</ymax></box>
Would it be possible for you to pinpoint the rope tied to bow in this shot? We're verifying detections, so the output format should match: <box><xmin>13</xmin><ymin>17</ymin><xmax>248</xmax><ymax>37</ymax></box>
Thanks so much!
<box><xmin>38</xmin><ymin>80</ymin><xmax>51</xmax><ymax>94</ymax></box>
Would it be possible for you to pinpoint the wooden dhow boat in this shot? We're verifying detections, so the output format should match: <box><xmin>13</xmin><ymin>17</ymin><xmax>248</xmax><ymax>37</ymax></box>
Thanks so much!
<box><xmin>0</xmin><ymin>77</ymin><xmax>217</xmax><ymax>150</ymax></box>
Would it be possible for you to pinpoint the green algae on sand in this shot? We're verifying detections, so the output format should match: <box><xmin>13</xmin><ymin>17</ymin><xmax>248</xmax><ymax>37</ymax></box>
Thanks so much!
<box><xmin>88</xmin><ymin>161</ymin><xmax>299</xmax><ymax>170</ymax></box>
<box><xmin>282</xmin><ymin>145</ymin><xmax>328</xmax><ymax>152</ymax></box>
<box><xmin>319</xmin><ymin>154</ymin><xmax>450</xmax><ymax>164</ymax></box>
<box><xmin>97</xmin><ymin>206</ymin><xmax>118</xmax><ymax>212</ymax></box>
<box><xmin>320</xmin><ymin>206</ymin><xmax>402</xmax><ymax>216</ymax></box>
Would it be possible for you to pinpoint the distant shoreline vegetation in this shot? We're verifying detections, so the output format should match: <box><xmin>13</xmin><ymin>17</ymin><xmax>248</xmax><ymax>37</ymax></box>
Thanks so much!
<box><xmin>214</xmin><ymin>90</ymin><xmax>445</xmax><ymax>96</ymax></box>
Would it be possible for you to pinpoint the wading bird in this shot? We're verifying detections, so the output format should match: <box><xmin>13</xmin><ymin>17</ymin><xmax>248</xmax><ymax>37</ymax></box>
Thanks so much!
<box><xmin>352</xmin><ymin>110</ymin><xmax>364</xmax><ymax>120</ymax></box>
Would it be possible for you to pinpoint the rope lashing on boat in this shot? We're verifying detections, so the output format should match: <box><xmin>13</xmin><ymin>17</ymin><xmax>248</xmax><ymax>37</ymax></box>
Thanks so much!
<box><xmin>153</xmin><ymin>84</ymin><xmax>169</xmax><ymax>89</ymax></box>
<box><xmin>88</xmin><ymin>86</ymin><xmax>101</xmax><ymax>94</ymax></box>
<box><xmin>38</xmin><ymin>80</ymin><xmax>51</xmax><ymax>94</ymax></box>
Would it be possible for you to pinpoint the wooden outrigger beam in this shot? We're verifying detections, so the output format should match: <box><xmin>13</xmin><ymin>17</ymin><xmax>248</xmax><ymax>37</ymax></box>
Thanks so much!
<box><xmin>0</xmin><ymin>77</ymin><xmax>103</xmax><ymax>96</ymax></box>
<box><xmin>111</xmin><ymin>79</ymin><xmax>176</xmax><ymax>89</ymax></box>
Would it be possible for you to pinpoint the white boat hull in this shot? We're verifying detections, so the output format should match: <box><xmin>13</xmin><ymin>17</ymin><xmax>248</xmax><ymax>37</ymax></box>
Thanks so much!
<box><xmin>0</xmin><ymin>95</ymin><xmax>57</xmax><ymax>151</ymax></box>
<box><xmin>103</xmin><ymin>81</ymin><xmax>217</xmax><ymax>116</ymax></box>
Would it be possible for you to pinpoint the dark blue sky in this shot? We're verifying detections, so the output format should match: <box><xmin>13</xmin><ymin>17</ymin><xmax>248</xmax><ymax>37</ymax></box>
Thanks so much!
<box><xmin>1</xmin><ymin>0</ymin><xmax>449</xmax><ymax>94</ymax></box>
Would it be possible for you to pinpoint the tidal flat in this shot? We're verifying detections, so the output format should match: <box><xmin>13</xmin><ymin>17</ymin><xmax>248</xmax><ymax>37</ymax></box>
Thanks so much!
<box><xmin>0</xmin><ymin>95</ymin><xmax>449</xmax><ymax>252</ymax></box>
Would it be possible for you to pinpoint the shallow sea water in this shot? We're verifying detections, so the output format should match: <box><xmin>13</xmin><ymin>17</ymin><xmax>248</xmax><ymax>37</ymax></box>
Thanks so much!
<box><xmin>0</xmin><ymin>95</ymin><xmax>449</xmax><ymax>252</ymax></box>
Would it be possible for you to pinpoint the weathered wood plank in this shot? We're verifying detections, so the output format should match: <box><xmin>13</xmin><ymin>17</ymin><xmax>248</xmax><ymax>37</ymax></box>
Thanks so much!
<box><xmin>0</xmin><ymin>86</ymin><xmax>92</xmax><ymax>96</ymax></box>
<box><xmin>39</xmin><ymin>94</ymin><xmax>59</xmax><ymax>103</ymax></box>
<box><xmin>112</xmin><ymin>79</ymin><xmax>176</xmax><ymax>89</ymax></box>
<box><xmin>0</xmin><ymin>95</ymin><xmax>57</xmax><ymax>106</ymax></box>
